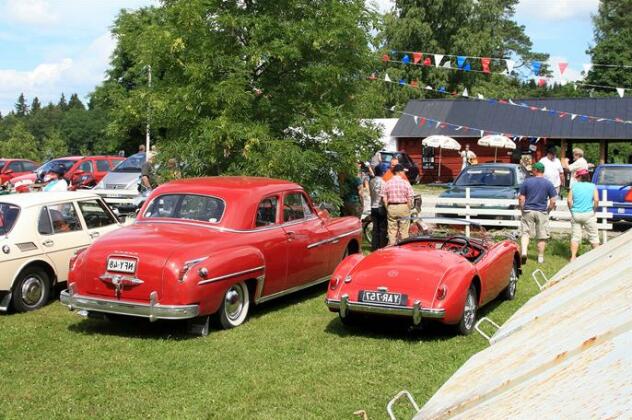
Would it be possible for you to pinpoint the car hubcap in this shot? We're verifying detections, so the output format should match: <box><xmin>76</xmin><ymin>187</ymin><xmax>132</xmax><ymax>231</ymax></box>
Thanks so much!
<box><xmin>463</xmin><ymin>293</ymin><xmax>476</xmax><ymax>330</ymax></box>
<box><xmin>21</xmin><ymin>276</ymin><xmax>44</xmax><ymax>307</ymax></box>
<box><xmin>225</xmin><ymin>286</ymin><xmax>244</xmax><ymax>321</ymax></box>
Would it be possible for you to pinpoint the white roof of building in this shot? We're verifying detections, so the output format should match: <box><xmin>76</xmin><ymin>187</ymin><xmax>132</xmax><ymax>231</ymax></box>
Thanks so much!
<box><xmin>0</xmin><ymin>191</ymin><xmax>101</xmax><ymax>208</ymax></box>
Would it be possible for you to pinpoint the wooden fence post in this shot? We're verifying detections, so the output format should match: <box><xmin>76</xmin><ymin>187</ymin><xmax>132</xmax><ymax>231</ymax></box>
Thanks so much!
<box><xmin>465</xmin><ymin>187</ymin><xmax>471</xmax><ymax>238</ymax></box>
<box><xmin>601</xmin><ymin>189</ymin><xmax>608</xmax><ymax>244</ymax></box>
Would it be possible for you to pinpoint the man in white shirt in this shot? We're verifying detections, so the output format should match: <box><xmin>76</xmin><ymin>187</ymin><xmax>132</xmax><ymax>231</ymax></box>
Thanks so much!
<box><xmin>460</xmin><ymin>144</ymin><xmax>477</xmax><ymax>171</ymax></box>
<box><xmin>539</xmin><ymin>147</ymin><xmax>564</xmax><ymax>196</ymax></box>
<box><xmin>42</xmin><ymin>165</ymin><xmax>68</xmax><ymax>192</ymax></box>
<box><xmin>563</xmin><ymin>147</ymin><xmax>591</xmax><ymax>187</ymax></box>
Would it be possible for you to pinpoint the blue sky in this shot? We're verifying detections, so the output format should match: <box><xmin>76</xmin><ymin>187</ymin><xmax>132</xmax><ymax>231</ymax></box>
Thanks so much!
<box><xmin>0</xmin><ymin>0</ymin><xmax>598</xmax><ymax>115</ymax></box>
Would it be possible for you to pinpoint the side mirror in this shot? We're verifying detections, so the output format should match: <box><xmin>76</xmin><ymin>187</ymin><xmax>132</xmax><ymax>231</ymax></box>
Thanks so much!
<box><xmin>317</xmin><ymin>208</ymin><xmax>330</xmax><ymax>219</ymax></box>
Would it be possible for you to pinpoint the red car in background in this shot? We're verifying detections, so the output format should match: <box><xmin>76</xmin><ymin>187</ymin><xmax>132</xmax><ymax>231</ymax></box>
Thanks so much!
<box><xmin>0</xmin><ymin>159</ymin><xmax>39</xmax><ymax>185</ymax></box>
<box><xmin>9</xmin><ymin>155</ymin><xmax>124</xmax><ymax>191</ymax></box>
<box><xmin>326</xmin><ymin>220</ymin><xmax>521</xmax><ymax>335</ymax></box>
<box><xmin>61</xmin><ymin>177</ymin><xmax>362</xmax><ymax>335</ymax></box>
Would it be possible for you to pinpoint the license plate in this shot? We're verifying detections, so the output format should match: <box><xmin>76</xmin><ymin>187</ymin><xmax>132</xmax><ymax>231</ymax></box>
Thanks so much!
<box><xmin>107</xmin><ymin>257</ymin><xmax>137</xmax><ymax>274</ymax></box>
<box><xmin>618</xmin><ymin>208</ymin><xmax>626</xmax><ymax>214</ymax></box>
<box><xmin>359</xmin><ymin>290</ymin><xmax>407</xmax><ymax>306</ymax></box>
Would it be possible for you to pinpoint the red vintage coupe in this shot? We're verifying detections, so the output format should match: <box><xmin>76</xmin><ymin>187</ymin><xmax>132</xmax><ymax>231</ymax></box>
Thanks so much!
<box><xmin>325</xmin><ymin>220</ymin><xmax>521</xmax><ymax>334</ymax></box>
<box><xmin>61</xmin><ymin>177</ymin><xmax>361</xmax><ymax>334</ymax></box>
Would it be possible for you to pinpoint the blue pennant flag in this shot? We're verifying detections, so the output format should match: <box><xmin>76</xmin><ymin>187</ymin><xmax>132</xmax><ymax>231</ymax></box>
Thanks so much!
<box><xmin>438</xmin><ymin>86</ymin><xmax>447</xmax><ymax>93</ymax></box>
<box><xmin>399</xmin><ymin>79</ymin><xmax>406</xmax><ymax>85</ymax></box>
<box><xmin>487</xmin><ymin>99</ymin><xmax>497</xmax><ymax>104</ymax></box>
<box><xmin>548</xmin><ymin>109</ymin><xmax>556</xmax><ymax>116</ymax></box>
<box><xmin>464</xmin><ymin>63</ymin><xmax>471</xmax><ymax>72</ymax></box>
<box><xmin>580</xmin><ymin>115</ymin><xmax>589</xmax><ymax>122</ymax></box>
<box><xmin>402</xmin><ymin>54</ymin><xmax>410</xmax><ymax>65</ymax></box>
<box><xmin>456</xmin><ymin>56</ymin><xmax>466</xmax><ymax>68</ymax></box>
<box><xmin>532</xmin><ymin>61</ymin><xmax>541</xmax><ymax>75</ymax></box>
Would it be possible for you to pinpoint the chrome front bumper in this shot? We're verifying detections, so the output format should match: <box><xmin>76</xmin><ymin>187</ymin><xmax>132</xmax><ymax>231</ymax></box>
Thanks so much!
<box><xmin>60</xmin><ymin>288</ymin><xmax>199</xmax><ymax>322</ymax></box>
<box><xmin>326</xmin><ymin>294</ymin><xmax>445</xmax><ymax>325</ymax></box>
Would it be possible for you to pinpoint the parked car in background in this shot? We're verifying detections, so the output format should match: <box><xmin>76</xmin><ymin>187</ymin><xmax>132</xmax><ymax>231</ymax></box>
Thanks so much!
<box><xmin>0</xmin><ymin>192</ymin><xmax>121</xmax><ymax>313</ymax></box>
<box><xmin>8</xmin><ymin>156</ymin><xmax>124</xmax><ymax>192</ymax></box>
<box><xmin>61</xmin><ymin>177</ymin><xmax>362</xmax><ymax>335</ymax></box>
<box><xmin>592</xmin><ymin>164</ymin><xmax>632</xmax><ymax>223</ymax></box>
<box><xmin>326</xmin><ymin>220</ymin><xmax>521</xmax><ymax>334</ymax></box>
<box><xmin>0</xmin><ymin>159</ymin><xmax>39</xmax><ymax>185</ymax></box>
<box><xmin>93</xmin><ymin>152</ymin><xmax>145</xmax><ymax>214</ymax></box>
<box><xmin>379</xmin><ymin>151</ymin><xmax>420</xmax><ymax>183</ymax></box>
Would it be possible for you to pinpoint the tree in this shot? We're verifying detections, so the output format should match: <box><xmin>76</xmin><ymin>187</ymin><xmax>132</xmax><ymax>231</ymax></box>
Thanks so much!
<box><xmin>15</xmin><ymin>93</ymin><xmax>29</xmax><ymax>116</ymax></box>
<box><xmin>91</xmin><ymin>0</ymin><xmax>382</xmax><ymax>206</ymax></box>
<box><xmin>31</xmin><ymin>97</ymin><xmax>42</xmax><ymax>113</ymax></box>
<box><xmin>0</xmin><ymin>122</ymin><xmax>39</xmax><ymax>161</ymax></box>
<box><xmin>41</xmin><ymin>129</ymin><xmax>69</xmax><ymax>161</ymax></box>
<box><xmin>58</xmin><ymin>93</ymin><xmax>68</xmax><ymax>111</ymax></box>
<box><xmin>68</xmin><ymin>93</ymin><xmax>85</xmax><ymax>110</ymax></box>
<box><xmin>585</xmin><ymin>0</ymin><xmax>632</xmax><ymax>94</ymax></box>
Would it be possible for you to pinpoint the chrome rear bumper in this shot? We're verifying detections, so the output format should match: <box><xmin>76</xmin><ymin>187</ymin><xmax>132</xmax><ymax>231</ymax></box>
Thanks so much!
<box><xmin>326</xmin><ymin>294</ymin><xmax>445</xmax><ymax>325</ymax></box>
<box><xmin>60</xmin><ymin>287</ymin><xmax>199</xmax><ymax>322</ymax></box>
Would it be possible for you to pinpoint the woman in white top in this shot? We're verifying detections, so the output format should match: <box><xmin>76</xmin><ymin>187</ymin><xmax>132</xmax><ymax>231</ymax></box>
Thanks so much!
<box><xmin>42</xmin><ymin>164</ymin><xmax>68</xmax><ymax>192</ymax></box>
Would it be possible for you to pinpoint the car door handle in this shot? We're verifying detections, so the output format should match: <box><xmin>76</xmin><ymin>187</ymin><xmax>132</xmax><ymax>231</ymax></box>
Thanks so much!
<box><xmin>286</xmin><ymin>231</ymin><xmax>296</xmax><ymax>236</ymax></box>
<box><xmin>42</xmin><ymin>240</ymin><xmax>54</xmax><ymax>247</ymax></box>
<box><xmin>90</xmin><ymin>232</ymin><xmax>100</xmax><ymax>239</ymax></box>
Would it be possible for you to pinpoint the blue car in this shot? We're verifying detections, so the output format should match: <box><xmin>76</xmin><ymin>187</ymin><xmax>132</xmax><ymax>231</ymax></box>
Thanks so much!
<box><xmin>592</xmin><ymin>164</ymin><xmax>632</xmax><ymax>222</ymax></box>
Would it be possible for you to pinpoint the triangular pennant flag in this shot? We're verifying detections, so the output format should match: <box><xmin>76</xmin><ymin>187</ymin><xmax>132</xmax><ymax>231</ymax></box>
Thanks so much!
<box><xmin>412</xmin><ymin>52</ymin><xmax>422</xmax><ymax>64</ymax></box>
<box><xmin>425</xmin><ymin>85</ymin><xmax>433</xmax><ymax>90</ymax></box>
<box><xmin>438</xmin><ymin>86</ymin><xmax>446</xmax><ymax>93</ymax></box>
<box><xmin>481</xmin><ymin>57</ymin><xmax>491</xmax><ymax>73</ymax></box>
<box><xmin>558</xmin><ymin>62</ymin><xmax>568</xmax><ymax>75</ymax></box>
<box><xmin>508</xmin><ymin>99</ymin><xmax>516</xmax><ymax>105</ymax></box>
<box><xmin>477</xmin><ymin>93</ymin><xmax>485</xmax><ymax>100</ymax></box>
<box><xmin>532</xmin><ymin>61</ymin><xmax>542</xmax><ymax>76</ymax></box>
<box><xmin>454</xmin><ymin>126</ymin><xmax>463</xmax><ymax>131</ymax></box>
<box><xmin>410</xmin><ymin>80</ymin><xmax>418</xmax><ymax>88</ymax></box>
<box><xmin>382</xmin><ymin>54</ymin><xmax>390</xmax><ymax>62</ymax></box>
<box><xmin>617</xmin><ymin>87</ymin><xmax>625</xmax><ymax>98</ymax></box>
<box><xmin>480</xmin><ymin>130</ymin><xmax>485</xmax><ymax>137</ymax></box>
<box><xmin>435</xmin><ymin>121</ymin><xmax>441</xmax><ymax>128</ymax></box>
<box><xmin>505</xmin><ymin>59</ymin><xmax>515</xmax><ymax>73</ymax></box>
<box><xmin>559</xmin><ymin>112</ymin><xmax>568</xmax><ymax>118</ymax></box>
<box><xmin>399</xmin><ymin>79</ymin><xmax>406</xmax><ymax>86</ymax></box>
<box><xmin>571</xmin><ymin>114</ymin><xmax>577</xmax><ymax>120</ymax></box>
<box><xmin>538</xmin><ymin>78</ymin><xmax>546</xmax><ymax>87</ymax></box>
<box><xmin>402</xmin><ymin>54</ymin><xmax>411</xmax><ymax>65</ymax></box>
<box><xmin>419</xmin><ymin>117</ymin><xmax>426</xmax><ymax>127</ymax></box>
<box><xmin>456</xmin><ymin>56</ymin><xmax>466</xmax><ymax>68</ymax></box>
<box><xmin>443</xmin><ymin>61</ymin><xmax>452</xmax><ymax>69</ymax></box>
<box><xmin>414</xmin><ymin>115</ymin><xmax>419</xmax><ymax>125</ymax></box>
<box><xmin>464</xmin><ymin>63</ymin><xmax>471</xmax><ymax>72</ymax></box>
<box><xmin>423</xmin><ymin>57</ymin><xmax>432</xmax><ymax>66</ymax></box>
<box><xmin>583</xmin><ymin>63</ymin><xmax>593</xmax><ymax>74</ymax></box>
<box><xmin>384</xmin><ymin>73</ymin><xmax>391</xmax><ymax>82</ymax></box>
<box><xmin>434</xmin><ymin>54</ymin><xmax>444</xmax><ymax>67</ymax></box>
<box><xmin>463</xmin><ymin>88</ymin><xmax>469</xmax><ymax>97</ymax></box>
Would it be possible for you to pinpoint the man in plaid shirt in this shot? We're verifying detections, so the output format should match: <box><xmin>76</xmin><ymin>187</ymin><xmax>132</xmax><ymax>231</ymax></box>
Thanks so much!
<box><xmin>381</xmin><ymin>164</ymin><xmax>414</xmax><ymax>245</ymax></box>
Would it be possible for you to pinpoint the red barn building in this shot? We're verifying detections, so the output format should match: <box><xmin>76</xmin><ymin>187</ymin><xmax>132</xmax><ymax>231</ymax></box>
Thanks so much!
<box><xmin>391</xmin><ymin>97</ymin><xmax>632</xmax><ymax>183</ymax></box>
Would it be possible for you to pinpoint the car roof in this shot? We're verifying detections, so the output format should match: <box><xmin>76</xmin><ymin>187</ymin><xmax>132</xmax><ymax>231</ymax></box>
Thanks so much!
<box><xmin>466</xmin><ymin>163</ymin><xmax>520</xmax><ymax>169</ymax></box>
<box><xmin>0</xmin><ymin>191</ymin><xmax>101</xmax><ymax>208</ymax></box>
<box><xmin>156</xmin><ymin>176</ymin><xmax>303</xmax><ymax>195</ymax></box>
<box><xmin>0</xmin><ymin>158</ymin><xmax>37</xmax><ymax>162</ymax></box>
<box><xmin>595</xmin><ymin>164</ymin><xmax>632</xmax><ymax>167</ymax></box>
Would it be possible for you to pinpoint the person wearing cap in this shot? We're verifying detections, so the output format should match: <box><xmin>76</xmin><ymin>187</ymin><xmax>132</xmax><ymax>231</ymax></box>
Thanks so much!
<box><xmin>538</xmin><ymin>146</ymin><xmax>564</xmax><ymax>196</ymax></box>
<box><xmin>518</xmin><ymin>162</ymin><xmax>557</xmax><ymax>264</ymax></box>
<box><xmin>42</xmin><ymin>164</ymin><xmax>68</xmax><ymax>192</ymax></box>
<box><xmin>567</xmin><ymin>168</ymin><xmax>600</xmax><ymax>261</ymax></box>
<box><xmin>381</xmin><ymin>164</ymin><xmax>414</xmax><ymax>246</ymax></box>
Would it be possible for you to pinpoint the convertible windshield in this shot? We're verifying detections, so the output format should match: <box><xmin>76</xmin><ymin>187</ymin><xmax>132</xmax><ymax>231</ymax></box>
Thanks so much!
<box><xmin>143</xmin><ymin>194</ymin><xmax>225</xmax><ymax>223</ymax></box>
<box><xmin>416</xmin><ymin>219</ymin><xmax>490</xmax><ymax>242</ymax></box>
<box><xmin>113</xmin><ymin>153</ymin><xmax>145</xmax><ymax>173</ymax></box>
<box><xmin>0</xmin><ymin>203</ymin><xmax>20</xmax><ymax>235</ymax></box>
<box><xmin>455</xmin><ymin>167</ymin><xmax>514</xmax><ymax>187</ymax></box>
<box><xmin>38</xmin><ymin>159</ymin><xmax>77</xmax><ymax>174</ymax></box>
<box><xmin>595</xmin><ymin>167</ymin><xmax>632</xmax><ymax>186</ymax></box>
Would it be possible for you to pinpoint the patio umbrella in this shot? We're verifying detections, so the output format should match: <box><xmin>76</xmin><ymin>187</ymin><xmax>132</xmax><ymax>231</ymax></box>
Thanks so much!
<box><xmin>477</xmin><ymin>135</ymin><xmax>515</xmax><ymax>162</ymax></box>
<box><xmin>422</xmin><ymin>135</ymin><xmax>461</xmax><ymax>180</ymax></box>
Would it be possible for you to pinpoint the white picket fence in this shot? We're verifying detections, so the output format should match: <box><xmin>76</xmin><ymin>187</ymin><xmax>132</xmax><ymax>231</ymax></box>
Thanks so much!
<box><xmin>421</xmin><ymin>188</ymin><xmax>614</xmax><ymax>243</ymax></box>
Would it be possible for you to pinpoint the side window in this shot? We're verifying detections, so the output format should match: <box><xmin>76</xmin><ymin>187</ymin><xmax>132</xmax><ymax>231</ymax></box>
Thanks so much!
<box><xmin>46</xmin><ymin>203</ymin><xmax>82</xmax><ymax>233</ymax></box>
<box><xmin>96</xmin><ymin>159</ymin><xmax>110</xmax><ymax>172</ymax></box>
<box><xmin>38</xmin><ymin>207</ymin><xmax>53</xmax><ymax>235</ymax></box>
<box><xmin>78</xmin><ymin>200</ymin><xmax>118</xmax><ymax>229</ymax></box>
<box><xmin>8</xmin><ymin>161</ymin><xmax>23</xmax><ymax>172</ymax></box>
<box><xmin>256</xmin><ymin>197</ymin><xmax>278</xmax><ymax>227</ymax></box>
<box><xmin>283</xmin><ymin>193</ymin><xmax>312</xmax><ymax>222</ymax></box>
<box><xmin>111</xmin><ymin>159</ymin><xmax>124</xmax><ymax>169</ymax></box>
<box><xmin>23</xmin><ymin>162</ymin><xmax>36</xmax><ymax>171</ymax></box>
<box><xmin>79</xmin><ymin>160</ymin><xmax>93</xmax><ymax>173</ymax></box>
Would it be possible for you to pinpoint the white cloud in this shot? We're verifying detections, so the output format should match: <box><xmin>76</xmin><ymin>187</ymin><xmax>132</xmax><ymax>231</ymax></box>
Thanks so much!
<box><xmin>516</xmin><ymin>0</ymin><xmax>598</xmax><ymax>21</ymax></box>
<box><xmin>3</xmin><ymin>0</ymin><xmax>59</xmax><ymax>25</ymax></box>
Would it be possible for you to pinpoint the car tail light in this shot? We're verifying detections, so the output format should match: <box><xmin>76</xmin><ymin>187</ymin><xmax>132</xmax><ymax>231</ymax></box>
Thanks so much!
<box><xmin>625</xmin><ymin>188</ymin><xmax>632</xmax><ymax>203</ymax></box>
<box><xmin>69</xmin><ymin>248</ymin><xmax>88</xmax><ymax>272</ymax></box>
<box><xmin>436</xmin><ymin>285</ymin><xmax>448</xmax><ymax>300</ymax></box>
<box><xmin>179</xmin><ymin>257</ymin><xmax>208</xmax><ymax>283</ymax></box>
<box><xmin>330</xmin><ymin>276</ymin><xmax>340</xmax><ymax>290</ymax></box>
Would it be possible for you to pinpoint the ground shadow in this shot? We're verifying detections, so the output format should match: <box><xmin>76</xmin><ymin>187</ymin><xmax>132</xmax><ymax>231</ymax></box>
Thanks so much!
<box><xmin>248</xmin><ymin>282</ymin><xmax>328</xmax><ymax>320</ymax></box>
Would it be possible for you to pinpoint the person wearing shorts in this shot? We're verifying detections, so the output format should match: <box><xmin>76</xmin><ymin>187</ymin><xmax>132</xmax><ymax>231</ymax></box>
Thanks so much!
<box><xmin>518</xmin><ymin>162</ymin><xmax>557</xmax><ymax>264</ymax></box>
<box><xmin>567</xmin><ymin>168</ymin><xmax>600</xmax><ymax>261</ymax></box>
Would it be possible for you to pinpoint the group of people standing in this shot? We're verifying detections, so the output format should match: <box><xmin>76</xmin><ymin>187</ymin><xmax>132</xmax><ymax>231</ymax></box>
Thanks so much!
<box><xmin>519</xmin><ymin>146</ymin><xmax>600</xmax><ymax>263</ymax></box>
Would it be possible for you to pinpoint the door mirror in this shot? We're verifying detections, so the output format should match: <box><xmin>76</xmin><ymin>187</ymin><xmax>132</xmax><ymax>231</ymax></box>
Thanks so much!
<box><xmin>317</xmin><ymin>208</ymin><xmax>330</xmax><ymax>219</ymax></box>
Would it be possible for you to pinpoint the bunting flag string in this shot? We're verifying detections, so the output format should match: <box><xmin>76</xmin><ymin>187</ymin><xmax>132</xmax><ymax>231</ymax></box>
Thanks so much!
<box><xmin>377</xmin><ymin>72</ymin><xmax>632</xmax><ymax>125</ymax></box>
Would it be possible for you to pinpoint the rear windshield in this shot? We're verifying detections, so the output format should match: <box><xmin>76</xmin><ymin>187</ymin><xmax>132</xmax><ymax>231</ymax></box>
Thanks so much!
<box><xmin>595</xmin><ymin>167</ymin><xmax>632</xmax><ymax>186</ymax></box>
<box><xmin>38</xmin><ymin>159</ymin><xmax>77</xmax><ymax>174</ymax></box>
<box><xmin>455</xmin><ymin>167</ymin><xmax>515</xmax><ymax>187</ymax></box>
<box><xmin>114</xmin><ymin>153</ymin><xmax>145</xmax><ymax>173</ymax></box>
<box><xmin>143</xmin><ymin>194</ymin><xmax>225</xmax><ymax>224</ymax></box>
<box><xmin>0</xmin><ymin>203</ymin><xmax>20</xmax><ymax>235</ymax></box>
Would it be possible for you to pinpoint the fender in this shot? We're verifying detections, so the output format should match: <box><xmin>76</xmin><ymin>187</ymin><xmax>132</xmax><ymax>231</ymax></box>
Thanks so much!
<box><xmin>4</xmin><ymin>255</ymin><xmax>58</xmax><ymax>292</ymax></box>
<box><xmin>437</xmin><ymin>260</ymin><xmax>478</xmax><ymax>325</ymax></box>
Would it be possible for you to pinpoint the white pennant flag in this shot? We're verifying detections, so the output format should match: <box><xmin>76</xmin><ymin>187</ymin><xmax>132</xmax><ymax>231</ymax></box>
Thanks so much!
<box><xmin>414</xmin><ymin>115</ymin><xmax>419</xmax><ymax>125</ymax></box>
<box><xmin>435</xmin><ymin>121</ymin><xmax>441</xmax><ymax>128</ymax></box>
<box><xmin>597</xmin><ymin>118</ymin><xmax>606</xmax><ymax>122</ymax></box>
<box><xmin>571</xmin><ymin>114</ymin><xmax>577</xmax><ymax>120</ymax></box>
<box><xmin>462</xmin><ymin>88</ymin><xmax>469</xmax><ymax>97</ymax></box>
<box><xmin>425</xmin><ymin>85</ymin><xmax>433</xmax><ymax>90</ymax></box>
<box><xmin>477</xmin><ymin>93</ymin><xmax>485</xmax><ymax>100</ymax></box>
<box><xmin>617</xmin><ymin>87</ymin><xmax>625</xmax><ymax>98</ymax></box>
<box><xmin>455</xmin><ymin>126</ymin><xmax>463</xmax><ymax>131</ymax></box>
<box><xmin>509</xmin><ymin>99</ymin><xmax>516</xmax><ymax>105</ymax></box>
<box><xmin>583</xmin><ymin>63</ymin><xmax>593</xmax><ymax>74</ymax></box>
<box><xmin>480</xmin><ymin>130</ymin><xmax>484</xmax><ymax>137</ymax></box>
<box><xmin>505</xmin><ymin>59</ymin><xmax>515</xmax><ymax>73</ymax></box>
<box><xmin>384</xmin><ymin>73</ymin><xmax>391</xmax><ymax>82</ymax></box>
<box><xmin>434</xmin><ymin>54</ymin><xmax>444</xmax><ymax>67</ymax></box>
<box><xmin>443</xmin><ymin>61</ymin><xmax>452</xmax><ymax>69</ymax></box>
<box><xmin>541</xmin><ymin>107</ymin><xmax>547</xmax><ymax>111</ymax></box>
<box><xmin>536</xmin><ymin>137</ymin><xmax>541</xmax><ymax>143</ymax></box>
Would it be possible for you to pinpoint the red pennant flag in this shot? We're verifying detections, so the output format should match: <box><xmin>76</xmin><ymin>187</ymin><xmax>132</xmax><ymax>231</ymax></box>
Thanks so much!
<box><xmin>418</xmin><ymin>117</ymin><xmax>426</xmax><ymax>127</ymax></box>
<box><xmin>439</xmin><ymin>123</ymin><xmax>447</xmax><ymax>128</ymax></box>
<box><xmin>559</xmin><ymin>112</ymin><xmax>567</xmax><ymax>118</ymax></box>
<box><xmin>451</xmin><ymin>91</ymin><xmax>458</xmax><ymax>96</ymax></box>
<box><xmin>382</xmin><ymin>54</ymin><xmax>390</xmax><ymax>62</ymax></box>
<box><xmin>412</xmin><ymin>52</ymin><xmax>422</xmax><ymax>64</ymax></box>
<box><xmin>410</xmin><ymin>80</ymin><xmax>418</xmax><ymax>88</ymax></box>
<box><xmin>538</xmin><ymin>78</ymin><xmax>546</xmax><ymax>87</ymax></box>
<box><xmin>529</xmin><ymin>106</ymin><xmax>539</xmax><ymax>111</ymax></box>
<box><xmin>481</xmin><ymin>57</ymin><xmax>491</xmax><ymax>73</ymax></box>
<box><xmin>423</xmin><ymin>57</ymin><xmax>432</xmax><ymax>66</ymax></box>
<box><xmin>558</xmin><ymin>62</ymin><xmax>568</xmax><ymax>75</ymax></box>
<box><xmin>498</xmin><ymin>99</ymin><xmax>508</xmax><ymax>104</ymax></box>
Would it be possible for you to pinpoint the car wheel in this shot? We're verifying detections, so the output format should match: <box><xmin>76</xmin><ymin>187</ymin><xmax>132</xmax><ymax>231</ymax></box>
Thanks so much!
<box><xmin>502</xmin><ymin>263</ymin><xmax>519</xmax><ymax>301</ymax></box>
<box><xmin>218</xmin><ymin>281</ymin><xmax>250</xmax><ymax>329</ymax></box>
<box><xmin>457</xmin><ymin>285</ymin><xmax>478</xmax><ymax>335</ymax></box>
<box><xmin>11</xmin><ymin>266</ymin><xmax>51</xmax><ymax>312</ymax></box>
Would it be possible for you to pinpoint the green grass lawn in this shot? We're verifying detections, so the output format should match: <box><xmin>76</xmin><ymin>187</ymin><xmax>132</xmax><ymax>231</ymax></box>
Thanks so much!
<box><xmin>0</xmin><ymin>241</ymin><xmax>572</xmax><ymax>419</ymax></box>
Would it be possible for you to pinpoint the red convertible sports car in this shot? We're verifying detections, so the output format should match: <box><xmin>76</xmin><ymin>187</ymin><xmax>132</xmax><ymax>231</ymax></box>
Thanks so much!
<box><xmin>61</xmin><ymin>177</ymin><xmax>361</xmax><ymax>335</ymax></box>
<box><xmin>325</xmin><ymin>220</ymin><xmax>521</xmax><ymax>334</ymax></box>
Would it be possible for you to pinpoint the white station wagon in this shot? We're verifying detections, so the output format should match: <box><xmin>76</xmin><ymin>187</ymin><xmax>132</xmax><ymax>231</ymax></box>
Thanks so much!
<box><xmin>0</xmin><ymin>192</ymin><xmax>121</xmax><ymax>313</ymax></box>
